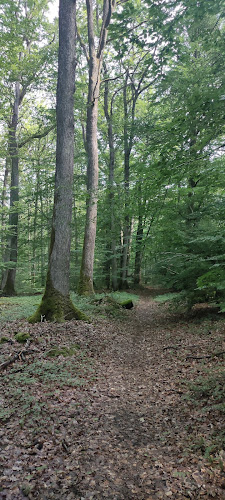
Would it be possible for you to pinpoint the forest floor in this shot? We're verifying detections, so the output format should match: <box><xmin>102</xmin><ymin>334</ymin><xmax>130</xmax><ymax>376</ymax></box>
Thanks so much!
<box><xmin>0</xmin><ymin>288</ymin><xmax>225</xmax><ymax>499</ymax></box>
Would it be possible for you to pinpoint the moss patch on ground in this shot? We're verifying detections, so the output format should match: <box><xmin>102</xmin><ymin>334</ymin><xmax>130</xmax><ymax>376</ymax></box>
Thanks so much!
<box><xmin>14</xmin><ymin>332</ymin><xmax>30</xmax><ymax>343</ymax></box>
<box><xmin>46</xmin><ymin>344</ymin><xmax>80</xmax><ymax>357</ymax></box>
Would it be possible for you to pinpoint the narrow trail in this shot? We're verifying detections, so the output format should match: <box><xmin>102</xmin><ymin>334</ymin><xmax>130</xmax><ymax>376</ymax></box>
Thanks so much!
<box><xmin>66</xmin><ymin>293</ymin><xmax>225</xmax><ymax>499</ymax></box>
<box><xmin>0</xmin><ymin>292</ymin><xmax>224</xmax><ymax>499</ymax></box>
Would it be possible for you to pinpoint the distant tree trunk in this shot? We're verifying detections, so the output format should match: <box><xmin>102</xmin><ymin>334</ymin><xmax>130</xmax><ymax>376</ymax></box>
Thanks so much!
<box><xmin>103</xmin><ymin>65</ymin><xmax>118</xmax><ymax>290</ymax></box>
<box><xmin>1</xmin><ymin>157</ymin><xmax>10</xmax><ymax>291</ymax></box>
<box><xmin>29</xmin><ymin>0</ymin><xmax>86</xmax><ymax>323</ymax></box>
<box><xmin>121</xmin><ymin>73</ymin><xmax>133</xmax><ymax>289</ymax></box>
<box><xmin>31</xmin><ymin>169</ymin><xmax>40</xmax><ymax>285</ymax></box>
<box><xmin>3</xmin><ymin>83</ymin><xmax>20</xmax><ymax>295</ymax></box>
<box><xmin>78</xmin><ymin>0</ymin><xmax>116</xmax><ymax>295</ymax></box>
<box><xmin>134</xmin><ymin>215</ymin><xmax>143</xmax><ymax>286</ymax></box>
<box><xmin>39</xmin><ymin>189</ymin><xmax>45</xmax><ymax>287</ymax></box>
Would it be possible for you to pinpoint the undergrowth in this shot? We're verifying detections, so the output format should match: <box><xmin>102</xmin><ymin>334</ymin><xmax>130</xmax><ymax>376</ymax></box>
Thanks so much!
<box><xmin>184</xmin><ymin>368</ymin><xmax>225</xmax><ymax>457</ymax></box>
<box><xmin>0</xmin><ymin>348</ymin><xmax>95</xmax><ymax>426</ymax></box>
<box><xmin>0</xmin><ymin>291</ymin><xmax>139</xmax><ymax>322</ymax></box>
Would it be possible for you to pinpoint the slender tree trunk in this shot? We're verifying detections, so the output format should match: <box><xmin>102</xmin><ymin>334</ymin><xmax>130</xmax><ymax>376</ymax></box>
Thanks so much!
<box><xmin>121</xmin><ymin>74</ymin><xmax>131</xmax><ymax>288</ymax></box>
<box><xmin>78</xmin><ymin>0</ymin><xmax>116</xmax><ymax>295</ymax></box>
<box><xmin>32</xmin><ymin>170</ymin><xmax>40</xmax><ymax>285</ymax></box>
<box><xmin>39</xmin><ymin>189</ymin><xmax>45</xmax><ymax>287</ymax></box>
<box><xmin>1</xmin><ymin>158</ymin><xmax>10</xmax><ymax>291</ymax></box>
<box><xmin>29</xmin><ymin>0</ymin><xmax>86</xmax><ymax>323</ymax></box>
<box><xmin>3</xmin><ymin>83</ymin><xmax>20</xmax><ymax>295</ymax></box>
<box><xmin>134</xmin><ymin>215</ymin><xmax>144</xmax><ymax>286</ymax></box>
<box><xmin>78</xmin><ymin>48</ymin><xmax>100</xmax><ymax>294</ymax></box>
<box><xmin>103</xmin><ymin>65</ymin><xmax>118</xmax><ymax>290</ymax></box>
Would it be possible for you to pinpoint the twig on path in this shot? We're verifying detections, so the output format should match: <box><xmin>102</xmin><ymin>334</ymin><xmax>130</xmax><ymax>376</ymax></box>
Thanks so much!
<box><xmin>163</xmin><ymin>345</ymin><xmax>182</xmax><ymax>350</ymax></box>
<box><xmin>0</xmin><ymin>340</ymin><xmax>30</xmax><ymax>371</ymax></box>
<box><xmin>163</xmin><ymin>344</ymin><xmax>205</xmax><ymax>351</ymax></box>
<box><xmin>186</xmin><ymin>351</ymin><xmax>225</xmax><ymax>361</ymax></box>
<box><xmin>62</xmin><ymin>439</ymin><xmax>70</xmax><ymax>453</ymax></box>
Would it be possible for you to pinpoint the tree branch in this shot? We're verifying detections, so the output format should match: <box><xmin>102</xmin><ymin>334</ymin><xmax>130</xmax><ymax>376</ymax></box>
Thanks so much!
<box><xmin>18</xmin><ymin>124</ymin><xmax>55</xmax><ymax>148</ymax></box>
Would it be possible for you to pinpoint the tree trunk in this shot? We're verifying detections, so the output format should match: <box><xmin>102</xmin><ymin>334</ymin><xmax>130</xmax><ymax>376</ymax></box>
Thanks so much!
<box><xmin>103</xmin><ymin>65</ymin><xmax>118</xmax><ymax>290</ymax></box>
<box><xmin>3</xmin><ymin>83</ymin><xmax>20</xmax><ymax>296</ymax></box>
<box><xmin>31</xmin><ymin>169</ymin><xmax>40</xmax><ymax>286</ymax></box>
<box><xmin>121</xmin><ymin>74</ymin><xmax>131</xmax><ymax>289</ymax></box>
<box><xmin>78</xmin><ymin>48</ymin><xmax>100</xmax><ymax>295</ymax></box>
<box><xmin>29</xmin><ymin>0</ymin><xmax>86</xmax><ymax>323</ymax></box>
<box><xmin>78</xmin><ymin>0</ymin><xmax>116</xmax><ymax>295</ymax></box>
<box><xmin>134</xmin><ymin>215</ymin><xmax>144</xmax><ymax>286</ymax></box>
<box><xmin>1</xmin><ymin>157</ymin><xmax>10</xmax><ymax>291</ymax></box>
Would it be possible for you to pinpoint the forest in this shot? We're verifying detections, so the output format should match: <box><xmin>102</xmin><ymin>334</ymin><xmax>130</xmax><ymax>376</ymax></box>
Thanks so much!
<box><xmin>0</xmin><ymin>0</ymin><xmax>225</xmax><ymax>498</ymax></box>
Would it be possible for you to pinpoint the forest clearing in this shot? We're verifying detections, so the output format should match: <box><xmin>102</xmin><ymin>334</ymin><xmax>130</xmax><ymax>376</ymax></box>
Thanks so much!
<box><xmin>0</xmin><ymin>289</ymin><xmax>225</xmax><ymax>499</ymax></box>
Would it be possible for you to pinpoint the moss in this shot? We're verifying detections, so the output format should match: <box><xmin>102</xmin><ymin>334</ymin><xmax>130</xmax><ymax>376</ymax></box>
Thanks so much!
<box><xmin>2</xmin><ymin>281</ymin><xmax>17</xmax><ymax>297</ymax></box>
<box><xmin>120</xmin><ymin>299</ymin><xmax>134</xmax><ymax>309</ymax></box>
<box><xmin>0</xmin><ymin>336</ymin><xmax>10</xmax><ymax>344</ymax></box>
<box><xmin>46</xmin><ymin>344</ymin><xmax>80</xmax><ymax>357</ymax></box>
<box><xmin>28</xmin><ymin>275</ymin><xmax>88</xmax><ymax>323</ymax></box>
<box><xmin>15</xmin><ymin>332</ymin><xmax>30</xmax><ymax>343</ymax></box>
<box><xmin>77</xmin><ymin>270</ymin><xmax>94</xmax><ymax>296</ymax></box>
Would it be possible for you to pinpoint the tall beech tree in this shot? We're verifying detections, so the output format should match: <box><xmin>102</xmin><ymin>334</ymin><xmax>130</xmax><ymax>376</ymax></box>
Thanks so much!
<box><xmin>77</xmin><ymin>0</ymin><xmax>116</xmax><ymax>295</ymax></box>
<box><xmin>0</xmin><ymin>0</ymin><xmax>56</xmax><ymax>295</ymax></box>
<box><xmin>29</xmin><ymin>0</ymin><xmax>86</xmax><ymax>322</ymax></box>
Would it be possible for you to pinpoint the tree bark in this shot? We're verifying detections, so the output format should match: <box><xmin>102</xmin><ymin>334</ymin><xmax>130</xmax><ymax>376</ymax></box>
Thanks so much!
<box><xmin>103</xmin><ymin>65</ymin><xmax>118</xmax><ymax>290</ymax></box>
<box><xmin>3</xmin><ymin>83</ymin><xmax>20</xmax><ymax>295</ymax></box>
<box><xmin>29</xmin><ymin>0</ymin><xmax>86</xmax><ymax>322</ymax></box>
<box><xmin>1</xmin><ymin>157</ymin><xmax>10</xmax><ymax>291</ymax></box>
<box><xmin>121</xmin><ymin>73</ymin><xmax>132</xmax><ymax>288</ymax></box>
<box><xmin>78</xmin><ymin>0</ymin><xmax>115</xmax><ymax>295</ymax></box>
<box><xmin>133</xmin><ymin>214</ymin><xmax>143</xmax><ymax>286</ymax></box>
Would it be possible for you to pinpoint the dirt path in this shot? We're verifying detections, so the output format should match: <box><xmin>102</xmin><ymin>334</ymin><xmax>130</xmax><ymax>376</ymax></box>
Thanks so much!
<box><xmin>0</xmin><ymin>293</ymin><xmax>225</xmax><ymax>499</ymax></box>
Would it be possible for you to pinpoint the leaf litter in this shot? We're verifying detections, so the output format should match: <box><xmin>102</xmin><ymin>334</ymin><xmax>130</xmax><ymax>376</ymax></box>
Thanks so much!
<box><xmin>0</xmin><ymin>289</ymin><xmax>225</xmax><ymax>499</ymax></box>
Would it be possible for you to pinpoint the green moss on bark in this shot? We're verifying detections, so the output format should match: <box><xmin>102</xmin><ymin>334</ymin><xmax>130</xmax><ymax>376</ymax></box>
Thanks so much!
<box><xmin>2</xmin><ymin>276</ymin><xmax>17</xmax><ymax>296</ymax></box>
<box><xmin>77</xmin><ymin>272</ymin><xmax>94</xmax><ymax>296</ymax></box>
<box><xmin>28</xmin><ymin>273</ymin><xmax>88</xmax><ymax>323</ymax></box>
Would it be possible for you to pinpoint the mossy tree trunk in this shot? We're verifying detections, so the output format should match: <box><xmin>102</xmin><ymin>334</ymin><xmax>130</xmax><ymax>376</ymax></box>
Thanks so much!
<box><xmin>29</xmin><ymin>0</ymin><xmax>86</xmax><ymax>323</ymax></box>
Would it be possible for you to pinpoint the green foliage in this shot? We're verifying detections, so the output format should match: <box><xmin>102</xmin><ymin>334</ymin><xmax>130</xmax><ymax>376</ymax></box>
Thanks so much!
<box><xmin>71</xmin><ymin>291</ymin><xmax>138</xmax><ymax>319</ymax></box>
<box><xmin>0</xmin><ymin>295</ymin><xmax>40</xmax><ymax>322</ymax></box>
<box><xmin>187</xmin><ymin>372</ymin><xmax>225</xmax><ymax>411</ymax></box>
<box><xmin>154</xmin><ymin>293</ymin><xmax>180</xmax><ymax>304</ymax></box>
<box><xmin>0</xmin><ymin>0</ymin><xmax>224</xmax><ymax>302</ymax></box>
<box><xmin>0</xmin><ymin>292</ymin><xmax>138</xmax><ymax>323</ymax></box>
